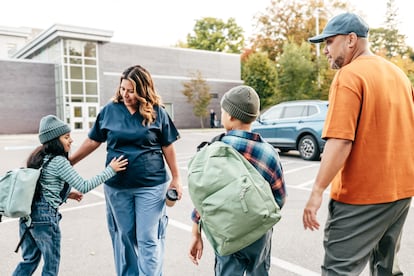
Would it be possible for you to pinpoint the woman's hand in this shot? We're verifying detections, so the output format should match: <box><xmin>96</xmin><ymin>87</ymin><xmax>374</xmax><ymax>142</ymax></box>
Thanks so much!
<box><xmin>169</xmin><ymin>176</ymin><xmax>183</xmax><ymax>200</ymax></box>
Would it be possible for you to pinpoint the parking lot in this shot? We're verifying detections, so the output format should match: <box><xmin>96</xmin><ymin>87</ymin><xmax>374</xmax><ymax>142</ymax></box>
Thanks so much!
<box><xmin>1</xmin><ymin>129</ymin><xmax>413</xmax><ymax>275</ymax></box>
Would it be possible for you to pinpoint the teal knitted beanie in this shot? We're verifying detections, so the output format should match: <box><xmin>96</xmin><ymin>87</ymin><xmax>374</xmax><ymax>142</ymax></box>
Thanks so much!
<box><xmin>38</xmin><ymin>115</ymin><xmax>71</xmax><ymax>144</ymax></box>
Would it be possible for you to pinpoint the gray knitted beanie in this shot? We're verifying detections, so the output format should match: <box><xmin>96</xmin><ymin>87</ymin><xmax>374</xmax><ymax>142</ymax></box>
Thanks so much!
<box><xmin>38</xmin><ymin>115</ymin><xmax>71</xmax><ymax>144</ymax></box>
<box><xmin>220</xmin><ymin>85</ymin><xmax>260</xmax><ymax>123</ymax></box>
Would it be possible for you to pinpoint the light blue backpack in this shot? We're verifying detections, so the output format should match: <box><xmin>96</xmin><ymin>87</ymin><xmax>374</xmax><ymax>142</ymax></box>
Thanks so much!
<box><xmin>0</xmin><ymin>167</ymin><xmax>40</xmax><ymax>224</ymax></box>
<box><xmin>0</xmin><ymin>156</ymin><xmax>57</xmax><ymax>252</ymax></box>
<box><xmin>188</xmin><ymin>139</ymin><xmax>281</xmax><ymax>256</ymax></box>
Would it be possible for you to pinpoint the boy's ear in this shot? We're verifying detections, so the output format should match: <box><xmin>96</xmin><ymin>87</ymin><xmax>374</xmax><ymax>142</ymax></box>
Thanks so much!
<box><xmin>229</xmin><ymin>115</ymin><xmax>236</xmax><ymax>121</ymax></box>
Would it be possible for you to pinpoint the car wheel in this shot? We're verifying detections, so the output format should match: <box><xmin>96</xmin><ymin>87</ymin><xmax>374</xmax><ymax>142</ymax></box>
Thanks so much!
<box><xmin>298</xmin><ymin>135</ymin><xmax>320</xmax><ymax>161</ymax></box>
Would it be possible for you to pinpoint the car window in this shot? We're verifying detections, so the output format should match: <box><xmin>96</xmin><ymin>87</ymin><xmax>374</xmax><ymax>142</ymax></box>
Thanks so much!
<box><xmin>261</xmin><ymin>105</ymin><xmax>283</xmax><ymax>121</ymax></box>
<box><xmin>282</xmin><ymin>105</ymin><xmax>306</xmax><ymax>119</ymax></box>
<box><xmin>308</xmin><ymin>105</ymin><xmax>318</xmax><ymax>116</ymax></box>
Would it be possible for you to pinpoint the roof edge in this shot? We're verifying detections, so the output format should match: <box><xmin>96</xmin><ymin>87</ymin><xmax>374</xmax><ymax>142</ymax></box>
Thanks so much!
<box><xmin>12</xmin><ymin>24</ymin><xmax>113</xmax><ymax>58</ymax></box>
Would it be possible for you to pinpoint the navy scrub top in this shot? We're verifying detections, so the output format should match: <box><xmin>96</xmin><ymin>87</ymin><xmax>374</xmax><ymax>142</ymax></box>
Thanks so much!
<box><xmin>89</xmin><ymin>102</ymin><xmax>180</xmax><ymax>189</ymax></box>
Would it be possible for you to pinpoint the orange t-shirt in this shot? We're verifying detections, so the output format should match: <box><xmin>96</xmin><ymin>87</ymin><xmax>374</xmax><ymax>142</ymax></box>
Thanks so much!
<box><xmin>323</xmin><ymin>55</ymin><xmax>414</xmax><ymax>204</ymax></box>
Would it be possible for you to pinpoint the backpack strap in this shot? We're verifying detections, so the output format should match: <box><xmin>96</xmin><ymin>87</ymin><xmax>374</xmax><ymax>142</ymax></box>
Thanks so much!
<box><xmin>42</xmin><ymin>155</ymin><xmax>57</xmax><ymax>170</ymax></box>
<box><xmin>32</xmin><ymin>155</ymin><xmax>57</xmax><ymax>203</ymax></box>
<box><xmin>211</xmin><ymin>133</ymin><xmax>225</xmax><ymax>143</ymax></box>
<box><xmin>15</xmin><ymin>155</ymin><xmax>58</xmax><ymax>253</ymax></box>
<box><xmin>196</xmin><ymin>133</ymin><xmax>226</xmax><ymax>152</ymax></box>
<box><xmin>14</xmin><ymin>224</ymin><xmax>32</xmax><ymax>253</ymax></box>
<box><xmin>36</xmin><ymin>155</ymin><xmax>70</xmax><ymax>202</ymax></box>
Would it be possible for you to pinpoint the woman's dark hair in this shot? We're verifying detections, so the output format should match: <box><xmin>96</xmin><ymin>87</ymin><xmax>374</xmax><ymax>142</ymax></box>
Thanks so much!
<box><xmin>27</xmin><ymin>137</ymin><xmax>68</xmax><ymax>168</ymax></box>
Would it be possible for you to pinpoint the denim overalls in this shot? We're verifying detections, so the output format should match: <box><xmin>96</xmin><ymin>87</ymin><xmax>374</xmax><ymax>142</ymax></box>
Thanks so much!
<box><xmin>13</xmin><ymin>195</ymin><xmax>62</xmax><ymax>276</ymax></box>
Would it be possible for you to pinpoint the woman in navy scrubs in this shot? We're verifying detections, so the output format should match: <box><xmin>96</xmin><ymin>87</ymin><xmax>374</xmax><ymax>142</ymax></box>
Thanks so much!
<box><xmin>70</xmin><ymin>65</ymin><xmax>182</xmax><ymax>276</ymax></box>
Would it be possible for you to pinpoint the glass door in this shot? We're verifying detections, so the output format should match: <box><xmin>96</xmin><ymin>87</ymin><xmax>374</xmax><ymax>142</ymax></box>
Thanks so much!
<box><xmin>70</xmin><ymin>103</ymin><xmax>98</xmax><ymax>131</ymax></box>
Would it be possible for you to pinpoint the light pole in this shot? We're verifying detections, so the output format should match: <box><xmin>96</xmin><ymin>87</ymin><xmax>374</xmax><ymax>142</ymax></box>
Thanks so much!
<box><xmin>315</xmin><ymin>8</ymin><xmax>320</xmax><ymax>58</ymax></box>
<box><xmin>315</xmin><ymin>8</ymin><xmax>321</xmax><ymax>89</ymax></box>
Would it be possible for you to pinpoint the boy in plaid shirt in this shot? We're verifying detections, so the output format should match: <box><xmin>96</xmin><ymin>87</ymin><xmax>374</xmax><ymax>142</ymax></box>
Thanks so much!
<box><xmin>188</xmin><ymin>85</ymin><xmax>286</xmax><ymax>276</ymax></box>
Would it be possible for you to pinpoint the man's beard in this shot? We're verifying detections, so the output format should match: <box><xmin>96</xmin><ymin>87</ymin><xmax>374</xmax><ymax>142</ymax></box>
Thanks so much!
<box><xmin>332</xmin><ymin>56</ymin><xmax>345</xmax><ymax>69</ymax></box>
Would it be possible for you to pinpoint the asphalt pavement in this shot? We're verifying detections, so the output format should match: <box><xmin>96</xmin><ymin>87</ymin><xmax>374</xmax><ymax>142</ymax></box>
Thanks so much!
<box><xmin>1</xmin><ymin>129</ymin><xmax>413</xmax><ymax>275</ymax></box>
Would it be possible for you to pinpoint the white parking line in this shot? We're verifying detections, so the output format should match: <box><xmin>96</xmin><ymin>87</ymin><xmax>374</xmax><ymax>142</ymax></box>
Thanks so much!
<box><xmin>89</xmin><ymin>190</ymin><xmax>106</xmax><ymax>199</ymax></box>
<box><xmin>284</xmin><ymin>164</ymin><xmax>320</xmax><ymax>174</ymax></box>
<box><xmin>170</xmin><ymin>218</ymin><xmax>319</xmax><ymax>275</ymax></box>
<box><xmin>68</xmin><ymin>191</ymin><xmax>320</xmax><ymax>276</ymax></box>
<box><xmin>295</xmin><ymin>179</ymin><xmax>315</xmax><ymax>188</ymax></box>
<box><xmin>271</xmin><ymin>257</ymin><xmax>319</xmax><ymax>276</ymax></box>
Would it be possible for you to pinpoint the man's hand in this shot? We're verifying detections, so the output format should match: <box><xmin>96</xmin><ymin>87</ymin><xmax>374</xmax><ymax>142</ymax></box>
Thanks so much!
<box><xmin>303</xmin><ymin>191</ymin><xmax>323</xmax><ymax>231</ymax></box>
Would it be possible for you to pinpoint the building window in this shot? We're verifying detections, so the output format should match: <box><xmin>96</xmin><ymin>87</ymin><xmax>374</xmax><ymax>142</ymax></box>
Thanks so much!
<box><xmin>62</xmin><ymin>39</ymin><xmax>100</xmax><ymax>130</ymax></box>
<box><xmin>6</xmin><ymin>43</ymin><xmax>17</xmax><ymax>57</ymax></box>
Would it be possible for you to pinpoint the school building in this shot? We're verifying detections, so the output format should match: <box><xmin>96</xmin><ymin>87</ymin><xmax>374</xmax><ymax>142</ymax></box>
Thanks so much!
<box><xmin>0</xmin><ymin>24</ymin><xmax>242</xmax><ymax>134</ymax></box>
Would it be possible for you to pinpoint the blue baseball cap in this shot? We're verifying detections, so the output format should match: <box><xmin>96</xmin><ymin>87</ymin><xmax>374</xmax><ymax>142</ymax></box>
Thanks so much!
<box><xmin>309</xmin><ymin>12</ymin><xmax>369</xmax><ymax>43</ymax></box>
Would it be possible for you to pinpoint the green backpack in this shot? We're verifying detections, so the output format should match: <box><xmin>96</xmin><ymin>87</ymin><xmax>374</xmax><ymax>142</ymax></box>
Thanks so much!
<box><xmin>188</xmin><ymin>139</ymin><xmax>281</xmax><ymax>256</ymax></box>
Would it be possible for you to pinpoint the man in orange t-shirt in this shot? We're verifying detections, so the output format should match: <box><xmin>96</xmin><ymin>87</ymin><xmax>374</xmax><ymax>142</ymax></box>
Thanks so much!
<box><xmin>303</xmin><ymin>12</ymin><xmax>414</xmax><ymax>275</ymax></box>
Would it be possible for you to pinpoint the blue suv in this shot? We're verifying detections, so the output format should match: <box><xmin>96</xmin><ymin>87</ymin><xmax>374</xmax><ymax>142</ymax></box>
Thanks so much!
<box><xmin>251</xmin><ymin>100</ymin><xmax>328</xmax><ymax>161</ymax></box>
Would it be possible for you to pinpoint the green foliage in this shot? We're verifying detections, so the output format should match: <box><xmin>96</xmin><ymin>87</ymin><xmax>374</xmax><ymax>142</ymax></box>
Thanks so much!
<box><xmin>278</xmin><ymin>41</ymin><xmax>317</xmax><ymax>101</ymax></box>
<box><xmin>181</xmin><ymin>71</ymin><xmax>212</xmax><ymax>128</ymax></box>
<box><xmin>408</xmin><ymin>74</ymin><xmax>414</xmax><ymax>84</ymax></box>
<box><xmin>186</xmin><ymin>17</ymin><xmax>245</xmax><ymax>53</ymax></box>
<box><xmin>242</xmin><ymin>52</ymin><xmax>279</xmax><ymax>109</ymax></box>
<box><xmin>181</xmin><ymin>0</ymin><xmax>414</xmax><ymax>100</ymax></box>
<box><xmin>315</xmin><ymin>55</ymin><xmax>334</xmax><ymax>100</ymax></box>
<box><xmin>369</xmin><ymin>0</ymin><xmax>409</xmax><ymax>58</ymax></box>
<box><xmin>408</xmin><ymin>48</ymin><xmax>414</xmax><ymax>62</ymax></box>
<box><xmin>250</xmin><ymin>0</ymin><xmax>348</xmax><ymax>61</ymax></box>
<box><xmin>251</xmin><ymin>0</ymin><xmax>308</xmax><ymax>61</ymax></box>
<box><xmin>369</xmin><ymin>28</ymin><xmax>408</xmax><ymax>58</ymax></box>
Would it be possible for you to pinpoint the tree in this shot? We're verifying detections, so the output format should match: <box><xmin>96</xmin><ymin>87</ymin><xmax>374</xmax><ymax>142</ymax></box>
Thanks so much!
<box><xmin>314</xmin><ymin>54</ymin><xmax>335</xmax><ymax>100</ymax></box>
<box><xmin>250</xmin><ymin>0</ymin><xmax>308</xmax><ymax>61</ymax></box>
<box><xmin>249</xmin><ymin>0</ymin><xmax>349</xmax><ymax>61</ymax></box>
<box><xmin>186</xmin><ymin>17</ymin><xmax>245</xmax><ymax>53</ymax></box>
<box><xmin>181</xmin><ymin>71</ymin><xmax>211</xmax><ymax>128</ymax></box>
<box><xmin>369</xmin><ymin>0</ymin><xmax>408</xmax><ymax>58</ymax></box>
<box><xmin>389</xmin><ymin>55</ymin><xmax>414</xmax><ymax>84</ymax></box>
<box><xmin>278</xmin><ymin>41</ymin><xmax>317</xmax><ymax>101</ymax></box>
<box><xmin>242</xmin><ymin>52</ymin><xmax>279</xmax><ymax>109</ymax></box>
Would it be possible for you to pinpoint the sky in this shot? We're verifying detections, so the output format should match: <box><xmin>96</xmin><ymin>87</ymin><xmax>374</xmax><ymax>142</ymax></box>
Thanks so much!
<box><xmin>1</xmin><ymin>0</ymin><xmax>412</xmax><ymax>47</ymax></box>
